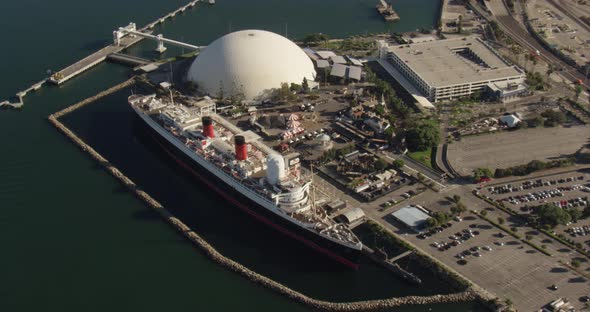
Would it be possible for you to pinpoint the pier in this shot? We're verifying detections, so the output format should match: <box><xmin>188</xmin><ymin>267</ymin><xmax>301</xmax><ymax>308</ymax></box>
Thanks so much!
<box><xmin>49</xmin><ymin>34</ymin><xmax>144</xmax><ymax>85</ymax></box>
<box><xmin>388</xmin><ymin>250</ymin><xmax>414</xmax><ymax>263</ymax></box>
<box><xmin>363</xmin><ymin>246</ymin><xmax>422</xmax><ymax>285</ymax></box>
<box><xmin>1</xmin><ymin>0</ymin><xmax>205</xmax><ymax>108</ymax></box>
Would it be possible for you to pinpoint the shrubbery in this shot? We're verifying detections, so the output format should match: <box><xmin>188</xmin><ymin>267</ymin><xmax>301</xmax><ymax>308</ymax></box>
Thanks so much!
<box><xmin>426</xmin><ymin>211</ymin><xmax>451</xmax><ymax>228</ymax></box>
<box><xmin>494</xmin><ymin>158</ymin><xmax>575</xmax><ymax>178</ymax></box>
<box><xmin>472</xmin><ymin>168</ymin><xmax>493</xmax><ymax>181</ymax></box>
<box><xmin>541</xmin><ymin>109</ymin><xmax>566</xmax><ymax>127</ymax></box>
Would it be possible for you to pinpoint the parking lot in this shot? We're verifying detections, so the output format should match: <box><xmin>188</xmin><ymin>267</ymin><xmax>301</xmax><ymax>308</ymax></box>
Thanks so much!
<box><xmin>396</xmin><ymin>215</ymin><xmax>590</xmax><ymax>311</ymax></box>
<box><xmin>447</xmin><ymin>126</ymin><xmax>589</xmax><ymax>176</ymax></box>
<box><xmin>479</xmin><ymin>170</ymin><xmax>590</xmax><ymax>211</ymax></box>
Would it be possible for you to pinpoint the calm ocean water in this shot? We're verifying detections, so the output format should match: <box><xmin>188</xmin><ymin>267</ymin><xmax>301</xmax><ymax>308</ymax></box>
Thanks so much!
<box><xmin>0</xmin><ymin>0</ymin><xmax>484</xmax><ymax>311</ymax></box>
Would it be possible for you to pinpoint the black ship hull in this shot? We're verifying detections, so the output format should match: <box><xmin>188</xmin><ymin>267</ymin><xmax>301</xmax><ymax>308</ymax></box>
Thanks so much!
<box><xmin>138</xmin><ymin>114</ymin><xmax>362</xmax><ymax>269</ymax></box>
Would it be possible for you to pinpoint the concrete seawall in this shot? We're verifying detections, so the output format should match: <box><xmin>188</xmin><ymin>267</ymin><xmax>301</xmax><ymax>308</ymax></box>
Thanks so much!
<box><xmin>48</xmin><ymin>80</ymin><xmax>482</xmax><ymax>311</ymax></box>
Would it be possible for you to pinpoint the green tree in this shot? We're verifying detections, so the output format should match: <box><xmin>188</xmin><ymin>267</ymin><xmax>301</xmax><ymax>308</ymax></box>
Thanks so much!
<box><xmin>473</xmin><ymin>168</ymin><xmax>493</xmax><ymax>181</ymax></box>
<box><xmin>541</xmin><ymin>109</ymin><xmax>566</xmax><ymax>126</ymax></box>
<box><xmin>384</xmin><ymin>127</ymin><xmax>396</xmax><ymax>142</ymax></box>
<box><xmin>527</xmin><ymin>160</ymin><xmax>547</xmax><ymax>173</ymax></box>
<box><xmin>277</xmin><ymin>82</ymin><xmax>294</xmax><ymax>101</ymax></box>
<box><xmin>498</xmin><ymin>217</ymin><xmax>505</xmax><ymax>225</ymax></box>
<box><xmin>302</xmin><ymin>77</ymin><xmax>310</xmax><ymax>93</ymax></box>
<box><xmin>405</xmin><ymin>120</ymin><xmax>440</xmax><ymax>152</ymax></box>
<box><xmin>374</xmin><ymin>158</ymin><xmax>388</xmax><ymax>171</ymax></box>
<box><xmin>375</xmin><ymin>105</ymin><xmax>386</xmax><ymax>116</ymax></box>
<box><xmin>567</xmin><ymin>208</ymin><xmax>582</xmax><ymax>222</ymax></box>
<box><xmin>480</xmin><ymin>210</ymin><xmax>488</xmax><ymax>217</ymax></box>
<box><xmin>392</xmin><ymin>159</ymin><xmax>405</xmax><ymax>169</ymax></box>
<box><xmin>426</xmin><ymin>217</ymin><xmax>438</xmax><ymax>229</ymax></box>
<box><xmin>526</xmin><ymin>72</ymin><xmax>545</xmax><ymax>91</ymax></box>
<box><xmin>535</xmin><ymin>204</ymin><xmax>572</xmax><ymax>228</ymax></box>
<box><xmin>434</xmin><ymin>212</ymin><xmax>450</xmax><ymax>224</ymax></box>
<box><xmin>528</xmin><ymin>115</ymin><xmax>544</xmax><ymax>128</ymax></box>
<box><xmin>289</xmin><ymin>83</ymin><xmax>302</xmax><ymax>92</ymax></box>
<box><xmin>451</xmin><ymin>203</ymin><xmax>466</xmax><ymax>216</ymax></box>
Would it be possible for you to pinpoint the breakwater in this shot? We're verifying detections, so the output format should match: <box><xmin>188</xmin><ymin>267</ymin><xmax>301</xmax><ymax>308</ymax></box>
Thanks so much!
<box><xmin>48</xmin><ymin>79</ymin><xmax>480</xmax><ymax>311</ymax></box>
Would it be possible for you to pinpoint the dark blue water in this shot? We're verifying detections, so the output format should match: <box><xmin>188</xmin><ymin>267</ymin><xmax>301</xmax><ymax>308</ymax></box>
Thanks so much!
<box><xmin>1</xmin><ymin>0</ymin><xmax>484</xmax><ymax>311</ymax></box>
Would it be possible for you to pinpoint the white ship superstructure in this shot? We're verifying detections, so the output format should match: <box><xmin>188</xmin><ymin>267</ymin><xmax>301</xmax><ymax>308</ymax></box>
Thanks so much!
<box><xmin>129</xmin><ymin>94</ymin><xmax>362</xmax><ymax>255</ymax></box>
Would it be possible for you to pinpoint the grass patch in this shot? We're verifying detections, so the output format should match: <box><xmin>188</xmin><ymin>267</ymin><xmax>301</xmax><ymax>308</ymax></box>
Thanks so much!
<box><xmin>407</xmin><ymin>147</ymin><xmax>433</xmax><ymax>169</ymax></box>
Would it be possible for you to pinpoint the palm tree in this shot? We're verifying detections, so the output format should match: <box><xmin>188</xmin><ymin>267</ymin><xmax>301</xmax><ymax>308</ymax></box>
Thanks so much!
<box><xmin>546</xmin><ymin>64</ymin><xmax>554</xmax><ymax>81</ymax></box>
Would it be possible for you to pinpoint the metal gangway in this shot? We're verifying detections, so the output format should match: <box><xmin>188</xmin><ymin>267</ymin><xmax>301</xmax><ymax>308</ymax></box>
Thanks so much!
<box><xmin>114</xmin><ymin>23</ymin><xmax>206</xmax><ymax>53</ymax></box>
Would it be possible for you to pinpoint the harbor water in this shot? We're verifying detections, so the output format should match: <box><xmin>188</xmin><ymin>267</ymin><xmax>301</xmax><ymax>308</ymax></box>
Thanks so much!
<box><xmin>1</xmin><ymin>0</ymin><xmax>484</xmax><ymax>310</ymax></box>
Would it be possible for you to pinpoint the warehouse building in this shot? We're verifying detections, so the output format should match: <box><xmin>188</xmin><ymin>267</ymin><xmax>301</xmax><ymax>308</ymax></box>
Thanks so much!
<box><xmin>378</xmin><ymin>37</ymin><xmax>526</xmax><ymax>103</ymax></box>
<box><xmin>390</xmin><ymin>205</ymin><xmax>431</xmax><ymax>233</ymax></box>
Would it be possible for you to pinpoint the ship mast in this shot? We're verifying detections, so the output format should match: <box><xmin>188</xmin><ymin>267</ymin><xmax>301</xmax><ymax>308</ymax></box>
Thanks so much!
<box><xmin>310</xmin><ymin>163</ymin><xmax>317</xmax><ymax>216</ymax></box>
<box><xmin>169</xmin><ymin>88</ymin><xmax>175</xmax><ymax>106</ymax></box>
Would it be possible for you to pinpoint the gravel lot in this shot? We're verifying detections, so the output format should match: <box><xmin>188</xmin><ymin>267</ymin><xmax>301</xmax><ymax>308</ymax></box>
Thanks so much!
<box><xmin>447</xmin><ymin>126</ymin><xmax>589</xmax><ymax>176</ymax></box>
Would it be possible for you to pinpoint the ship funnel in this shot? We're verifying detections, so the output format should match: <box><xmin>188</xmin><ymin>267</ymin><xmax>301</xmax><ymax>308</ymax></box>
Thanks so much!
<box><xmin>202</xmin><ymin>116</ymin><xmax>215</xmax><ymax>138</ymax></box>
<box><xmin>234</xmin><ymin>135</ymin><xmax>248</xmax><ymax>161</ymax></box>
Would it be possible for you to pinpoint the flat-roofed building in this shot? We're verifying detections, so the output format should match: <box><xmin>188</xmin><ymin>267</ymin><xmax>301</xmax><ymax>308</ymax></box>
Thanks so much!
<box><xmin>330</xmin><ymin>64</ymin><xmax>362</xmax><ymax>82</ymax></box>
<box><xmin>316</xmin><ymin>50</ymin><xmax>336</xmax><ymax>59</ymax></box>
<box><xmin>347</xmin><ymin>56</ymin><xmax>363</xmax><ymax>66</ymax></box>
<box><xmin>330</xmin><ymin>63</ymin><xmax>347</xmax><ymax>78</ymax></box>
<box><xmin>348</xmin><ymin>66</ymin><xmax>362</xmax><ymax>81</ymax></box>
<box><xmin>378</xmin><ymin>37</ymin><xmax>526</xmax><ymax>102</ymax></box>
<box><xmin>315</xmin><ymin>59</ymin><xmax>330</xmax><ymax>69</ymax></box>
<box><xmin>330</xmin><ymin>55</ymin><xmax>347</xmax><ymax>64</ymax></box>
<box><xmin>390</xmin><ymin>205</ymin><xmax>431</xmax><ymax>233</ymax></box>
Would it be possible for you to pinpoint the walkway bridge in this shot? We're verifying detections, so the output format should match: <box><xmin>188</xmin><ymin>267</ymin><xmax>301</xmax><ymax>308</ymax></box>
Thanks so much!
<box><xmin>114</xmin><ymin>23</ymin><xmax>205</xmax><ymax>54</ymax></box>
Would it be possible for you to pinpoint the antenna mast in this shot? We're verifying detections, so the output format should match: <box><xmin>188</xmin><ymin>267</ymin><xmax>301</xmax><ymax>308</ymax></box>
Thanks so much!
<box><xmin>310</xmin><ymin>164</ymin><xmax>317</xmax><ymax>216</ymax></box>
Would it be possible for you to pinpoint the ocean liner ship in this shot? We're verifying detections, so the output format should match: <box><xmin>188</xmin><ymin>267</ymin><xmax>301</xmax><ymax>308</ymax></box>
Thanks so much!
<box><xmin>129</xmin><ymin>93</ymin><xmax>363</xmax><ymax>268</ymax></box>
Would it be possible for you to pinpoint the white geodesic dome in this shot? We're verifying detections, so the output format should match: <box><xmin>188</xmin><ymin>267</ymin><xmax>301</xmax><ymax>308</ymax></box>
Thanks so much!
<box><xmin>187</xmin><ymin>30</ymin><xmax>316</xmax><ymax>101</ymax></box>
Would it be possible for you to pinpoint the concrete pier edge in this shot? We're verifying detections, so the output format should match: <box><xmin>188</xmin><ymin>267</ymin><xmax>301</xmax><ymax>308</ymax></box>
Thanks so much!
<box><xmin>47</xmin><ymin>78</ymin><xmax>484</xmax><ymax>311</ymax></box>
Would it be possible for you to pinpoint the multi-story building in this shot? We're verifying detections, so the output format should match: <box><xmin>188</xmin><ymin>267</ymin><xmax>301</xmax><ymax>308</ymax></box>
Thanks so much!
<box><xmin>378</xmin><ymin>37</ymin><xmax>526</xmax><ymax>103</ymax></box>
